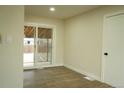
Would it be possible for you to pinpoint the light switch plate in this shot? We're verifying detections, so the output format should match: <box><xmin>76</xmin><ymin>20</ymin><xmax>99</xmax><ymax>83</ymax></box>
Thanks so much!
<box><xmin>6</xmin><ymin>35</ymin><xmax>12</xmax><ymax>44</ymax></box>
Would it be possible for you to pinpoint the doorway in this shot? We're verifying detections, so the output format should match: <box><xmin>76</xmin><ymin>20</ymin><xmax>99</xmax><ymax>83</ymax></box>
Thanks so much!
<box><xmin>102</xmin><ymin>11</ymin><xmax>124</xmax><ymax>87</ymax></box>
<box><xmin>23</xmin><ymin>24</ymin><xmax>54</xmax><ymax>68</ymax></box>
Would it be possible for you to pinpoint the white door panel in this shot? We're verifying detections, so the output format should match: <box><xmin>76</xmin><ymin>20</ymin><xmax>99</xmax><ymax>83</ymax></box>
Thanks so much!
<box><xmin>103</xmin><ymin>13</ymin><xmax>124</xmax><ymax>87</ymax></box>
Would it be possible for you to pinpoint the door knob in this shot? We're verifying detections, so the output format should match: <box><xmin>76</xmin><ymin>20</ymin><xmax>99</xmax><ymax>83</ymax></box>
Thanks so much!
<box><xmin>104</xmin><ymin>52</ymin><xmax>108</xmax><ymax>56</ymax></box>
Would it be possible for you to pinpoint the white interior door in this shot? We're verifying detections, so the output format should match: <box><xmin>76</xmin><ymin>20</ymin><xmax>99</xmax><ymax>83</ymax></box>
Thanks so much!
<box><xmin>103</xmin><ymin>12</ymin><xmax>124</xmax><ymax>87</ymax></box>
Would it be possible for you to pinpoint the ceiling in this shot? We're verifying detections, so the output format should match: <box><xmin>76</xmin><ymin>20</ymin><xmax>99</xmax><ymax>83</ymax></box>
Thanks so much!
<box><xmin>25</xmin><ymin>5</ymin><xmax>100</xmax><ymax>19</ymax></box>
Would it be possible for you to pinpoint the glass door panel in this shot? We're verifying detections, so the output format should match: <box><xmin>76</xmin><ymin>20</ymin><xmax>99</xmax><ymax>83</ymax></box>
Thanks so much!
<box><xmin>23</xmin><ymin>26</ymin><xmax>36</xmax><ymax>67</ymax></box>
<box><xmin>35</xmin><ymin>27</ymin><xmax>52</xmax><ymax>63</ymax></box>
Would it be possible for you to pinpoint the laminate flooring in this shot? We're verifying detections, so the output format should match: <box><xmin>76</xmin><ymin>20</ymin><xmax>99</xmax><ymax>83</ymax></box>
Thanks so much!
<box><xmin>23</xmin><ymin>66</ymin><xmax>112</xmax><ymax>88</ymax></box>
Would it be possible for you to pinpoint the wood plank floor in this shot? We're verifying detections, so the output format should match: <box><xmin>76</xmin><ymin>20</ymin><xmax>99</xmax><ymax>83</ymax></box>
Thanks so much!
<box><xmin>23</xmin><ymin>66</ymin><xmax>112</xmax><ymax>88</ymax></box>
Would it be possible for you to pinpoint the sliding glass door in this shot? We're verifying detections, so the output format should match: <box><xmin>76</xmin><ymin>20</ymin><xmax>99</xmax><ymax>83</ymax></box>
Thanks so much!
<box><xmin>23</xmin><ymin>25</ymin><xmax>53</xmax><ymax>68</ymax></box>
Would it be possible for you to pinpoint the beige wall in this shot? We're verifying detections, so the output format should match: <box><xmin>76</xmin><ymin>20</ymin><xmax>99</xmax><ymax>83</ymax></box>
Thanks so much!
<box><xmin>0</xmin><ymin>6</ymin><xmax>24</xmax><ymax>87</ymax></box>
<box><xmin>25</xmin><ymin>16</ymin><xmax>64</xmax><ymax>66</ymax></box>
<box><xmin>64</xmin><ymin>6</ymin><xmax>124</xmax><ymax>80</ymax></box>
<box><xmin>0</xmin><ymin>5</ymin><xmax>124</xmax><ymax>87</ymax></box>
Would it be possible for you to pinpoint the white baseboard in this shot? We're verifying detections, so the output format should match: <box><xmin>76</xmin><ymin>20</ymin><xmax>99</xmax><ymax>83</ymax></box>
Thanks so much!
<box><xmin>64</xmin><ymin>63</ymin><xmax>101</xmax><ymax>82</ymax></box>
<box><xmin>41</xmin><ymin>63</ymin><xmax>64</xmax><ymax>68</ymax></box>
<box><xmin>24</xmin><ymin>66</ymin><xmax>40</xmax><ymax>70</ymax></box>
<box><xmin>24</xmin><ymin>63</ymin><xmax>63</xmax><ymax>70</ymax></box>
